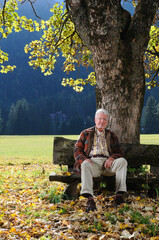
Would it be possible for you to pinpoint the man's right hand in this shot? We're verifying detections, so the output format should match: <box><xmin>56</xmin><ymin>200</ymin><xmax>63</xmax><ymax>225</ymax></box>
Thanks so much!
<box><xmin>104</xmin><ymin>157</ymin><xmax>114</xmax><ymax>168</ymax></box>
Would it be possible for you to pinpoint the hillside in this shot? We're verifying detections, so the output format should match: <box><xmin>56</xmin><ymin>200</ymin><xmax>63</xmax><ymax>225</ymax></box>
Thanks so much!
<box><xmin>0</xmin><ymin>1</ymin><xmax>158</xmax><ymax>135</ymax></box>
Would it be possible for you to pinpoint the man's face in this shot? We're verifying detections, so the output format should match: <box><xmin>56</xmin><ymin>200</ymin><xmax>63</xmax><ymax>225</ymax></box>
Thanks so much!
<box><xmin>95</xmin><ymin>112</ymin><xmax>109</xmax><ymax>131</ymax></box>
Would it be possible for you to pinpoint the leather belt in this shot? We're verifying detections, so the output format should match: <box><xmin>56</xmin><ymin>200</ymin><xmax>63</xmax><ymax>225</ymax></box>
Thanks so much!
<box><xmin>91</xmin><ymin>155</ymin><xmax>107</xmax><ymax>158</ymax></box>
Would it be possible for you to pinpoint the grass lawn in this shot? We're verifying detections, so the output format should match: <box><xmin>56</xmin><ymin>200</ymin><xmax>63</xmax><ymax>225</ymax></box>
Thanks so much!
<box><xmin>0</xmin><ymin>135</ymin><xmax>78</xmax><ymax>165</ymax></box>
<box><xmin>140</xmin><ymin>134</ymin><xmax>159</xmax><ymax>145</ymax></box>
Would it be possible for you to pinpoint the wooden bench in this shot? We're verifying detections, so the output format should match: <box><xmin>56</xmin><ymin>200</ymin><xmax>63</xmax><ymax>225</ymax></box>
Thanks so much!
<box><xmin>49</xmin><ymin>137</ymin><xmax>159</xmax><ymax>199</ymax></box>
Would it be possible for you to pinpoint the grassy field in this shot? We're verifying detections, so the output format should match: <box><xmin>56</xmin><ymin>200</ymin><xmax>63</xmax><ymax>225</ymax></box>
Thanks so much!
<box><xmin>0</xmin><ymin>134</ymin><xmax>158</xmax><ymax>165</ymax></box>
<box><xmin>140</xmin><ymin>134</ymin><xmax>159</xmax><ymax>145</ymax></box>
<box><xmin>0</xmin><ymin>135</ymin><xmax>78</xmax><ymax>165</ymax></box>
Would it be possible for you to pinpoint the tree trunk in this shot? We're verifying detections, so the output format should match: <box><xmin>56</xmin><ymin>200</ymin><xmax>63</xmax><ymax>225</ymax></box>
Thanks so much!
<box><xmin>92</xmin><ymin>40</ymin><xmax>145</xmax><ymax>144</ymax></box>
<box><xmin>67</xmin><ymin>0</ymin><xmax>159</xmax><ymax>144</ymax></box>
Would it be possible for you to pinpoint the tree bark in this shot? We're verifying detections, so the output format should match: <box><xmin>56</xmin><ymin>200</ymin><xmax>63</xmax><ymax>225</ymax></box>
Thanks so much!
<box><xmin>67</xmin><ymin>0</ymin><xmax>159</xmax><ymax>144</ymax></box>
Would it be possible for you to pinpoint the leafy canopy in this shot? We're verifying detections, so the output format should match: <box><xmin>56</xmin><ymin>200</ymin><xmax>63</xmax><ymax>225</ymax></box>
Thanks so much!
<box><xmin>145</xmin><ymin>25</ymin><xmax>159</xmax><ymax>89</ymax></box>
<box><xmin>0</xmin><ymin>0</ymin><xmax>158</xmax><ymax>91</ymax></box>
<box><xmin>0</xmin><ymin>0</ymin><xmax>40</xmax><ymax>73</ymax></box>
<box><xmin>24</xmin><ymin>3</ymin><xmax>95</xmax><ymax>92</ymax></box>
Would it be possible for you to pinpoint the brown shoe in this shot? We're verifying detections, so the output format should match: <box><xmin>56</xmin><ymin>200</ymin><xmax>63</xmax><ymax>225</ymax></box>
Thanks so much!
<box><xmin>114</xmin><ymin>194</ymin><xmax>124</xmax><ymax>205</ymax></box>
<box><xmin>86</xmin><ymin>198</ymin><xmax>97</xmax><ymax>212</ymax></box>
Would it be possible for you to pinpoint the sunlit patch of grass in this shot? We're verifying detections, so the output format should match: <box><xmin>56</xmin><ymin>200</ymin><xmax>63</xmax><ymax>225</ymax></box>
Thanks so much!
<box><xmin>0</xmin><ymin>135</ymin><xmax>78</xmax><ymax>165</ymax></box>
<box><xmin>140</xmin><ymin>134</ymin><xmax>159</xmax><ymax>145</ymax></box>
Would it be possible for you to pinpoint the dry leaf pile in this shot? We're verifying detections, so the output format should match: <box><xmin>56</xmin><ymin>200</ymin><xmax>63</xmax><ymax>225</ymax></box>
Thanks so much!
<box><xmin>0</xmin><ymin>164</ymin><xmax>159</xmax><ymax>240</ymax></box>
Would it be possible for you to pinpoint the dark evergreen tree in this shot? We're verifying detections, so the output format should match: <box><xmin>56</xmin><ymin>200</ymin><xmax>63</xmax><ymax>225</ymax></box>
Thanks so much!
<box><xmin>156</xmin><ymin>103</ymin><xmax>159</xmax><ymax>133</ymax></box>
<box><xmin>0</xmin><ymin>110</ymin><xmax>3</xmax><ymax>134</ymax></box>
<box><xmin>143</xmin><ymin>96</ymin><xmax>158</xmax><ymax>134</ymax></box>
<box><xmin>27</xmin><ymin>98</ymin><xmax>52</xmax><ymax>135</ymax></box>
<box><xmin>60</xmin><ymin>121</ymin><xmax>69</xmax><ymax>135</ymax></box>
<box><xmin>85</xmin><ymin>116</ymin><xmax>94</xmax><ymax>129</ymax></box>
<box><xmin>6</xmin><ymin>99</ymin><xmax>30</xmax><ymax>135</ymax></box>
<box><xmin>69</xmin><ymin>116</ymin><xmax>84</xmax><ymax>135</ymax></box>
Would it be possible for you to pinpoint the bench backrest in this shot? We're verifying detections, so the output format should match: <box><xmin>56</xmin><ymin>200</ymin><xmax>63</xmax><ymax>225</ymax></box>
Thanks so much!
<box><xmin>53</xmin><ymin>137</ymin><xmax>159</xmax><ymax>168</ymax></box>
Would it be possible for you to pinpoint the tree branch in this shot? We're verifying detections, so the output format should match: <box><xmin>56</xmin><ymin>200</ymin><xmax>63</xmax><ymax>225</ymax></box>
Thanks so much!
<box><xmin>50</xmin><ymin>30</ymin><xmax>77</xmax><ymax>60</ymax></box>
<box><xmin>21</xmin><ymin>0</ymin><xmax>41</xmax><ymax>19</ymax></box>
<box><xmin>51</xmin><ymin>12</ymin><xmax>69</xmax><ymax>47</ymax></box>
<box><xmin>146</xmin><ymin>47</ymin><xmax>159</xmax><ymax>58</ymax></box>
<box><xmin>2</xmin><ymin>0</ymin><xmax>7</xmax><ymax>25</ymax></box>
<box><xmin>151</xmin><ymin>68</ymin><xmax>159</xmax><ymax>82</ymax></box>
<box><xmin>152</xmin><ymin>46</ymin><xmax>159</xmax><ymax>57</ymax></box>
<box><xmin>0</xmin><ymin>0</ymin><xmax>7</xmax><ymax>40</ymax></box>
<box><xmin>66</xmin><ymin>0</ymin><xmax>91</xmax><ymax>48</ymax></box>
<box><xmin>128</xmin><ymin>0</ymin><xmax>159</xmax><ymax>54</ymax></box>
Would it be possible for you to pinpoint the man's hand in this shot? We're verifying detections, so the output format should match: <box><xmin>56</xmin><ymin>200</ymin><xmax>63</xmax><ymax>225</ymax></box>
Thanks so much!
<box><xmin>104</xmin><ymin>157</ymin><xmax>114</xmax><ymax>168</ymax></box>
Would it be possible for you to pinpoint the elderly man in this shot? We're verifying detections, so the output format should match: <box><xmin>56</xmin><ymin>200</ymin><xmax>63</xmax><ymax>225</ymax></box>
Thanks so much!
<box><xmin>74</xmin><ymin>109</ymin><xmax>127</xmax><ymax>212</ymax></box>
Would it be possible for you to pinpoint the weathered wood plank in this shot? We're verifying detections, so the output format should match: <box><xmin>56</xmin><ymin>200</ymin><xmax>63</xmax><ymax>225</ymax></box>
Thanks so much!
<box><xmin>121</xmin><ymin>143</ymin><xmax>159</xmax><ymax>167</ymax></box>
<box><xmin>53</xmin><ymin>137</ymin><xmax>159</xmax><ymax>167</ymax></box>
<box><xmin>53</xmin><ymin>137</ymin><xmax>75</xmax><ymax>166</ymax></box>
<box><xmin>49</xmin><ymin>172</ymin><xmax>159</xmax><ymax>198</ymax></box>
<box><xmin>49</xmin><ymin>172</ymin><xmax>159</xmax><ymax>184</ymax></box>
<box><xmin>49</xmin><ymin>172</ymin><xmax>115</xmax><ymax>184</ymax></box>
<box><xmin>49</xmin><ymin>172</ymin><xmax>81</xmax><ymax>183</ymax></box>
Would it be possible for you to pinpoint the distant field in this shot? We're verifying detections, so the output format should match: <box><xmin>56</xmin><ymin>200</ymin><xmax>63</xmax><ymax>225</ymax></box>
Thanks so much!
<box><xmin>0</xmin><ymin>134</ymin><xmax>158</xmax><ymax>165</ymax></box>
<box><xmin>140</xmin><ymin>134</ymin><xmax>159</xmax><ymax>145</ymax></box>
<box><xmin>0</xmin><ymin>135</ymin><xmax>77</xmax><ymax>165</ymax></box>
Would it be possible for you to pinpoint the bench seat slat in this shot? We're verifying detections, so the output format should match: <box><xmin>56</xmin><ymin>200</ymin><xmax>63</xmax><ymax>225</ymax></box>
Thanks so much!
<box><xmin>49</xmin><ymin>172</ymin><xmax>159</xmax><ymax>187</ymax></box>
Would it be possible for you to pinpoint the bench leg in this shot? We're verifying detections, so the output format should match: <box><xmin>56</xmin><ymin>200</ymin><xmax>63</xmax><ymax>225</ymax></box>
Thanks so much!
<box><xmin>62</xmin><ymin>181</ymin><xmax>79</xmax><ymax>200</ymax></box>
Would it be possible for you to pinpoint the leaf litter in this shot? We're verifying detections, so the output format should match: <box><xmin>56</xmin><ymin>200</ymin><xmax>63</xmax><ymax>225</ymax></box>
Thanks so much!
<box><xmin>0</xmin><ymin>164</ymin><xmax>159</xmax><ymax>239</ymax></box>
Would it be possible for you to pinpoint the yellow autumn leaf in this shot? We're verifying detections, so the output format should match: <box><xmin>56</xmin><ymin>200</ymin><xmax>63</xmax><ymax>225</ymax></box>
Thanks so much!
<box><xmin>62</xmin><ymin>219</ymin><xmax>69</xmax><ymax>226</ymax></box>
<box><xmin>135</xmin><ymin>196</ymin><xmax>141</xmax><ymax>201</ymax></box>
<box><xmin>79</xmin><ymin>196</ymin><xmax>85</xmax><ymax>200</ymax></box>
<box><xmin>78</xmin><ymin>209</ymin><xmax>84</xmax><ymax>214</ymax></box>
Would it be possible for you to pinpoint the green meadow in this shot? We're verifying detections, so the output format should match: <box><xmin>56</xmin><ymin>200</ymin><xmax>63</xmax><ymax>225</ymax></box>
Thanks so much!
<box><xmin>140</xmin><ymin>134</ymin><xmax>159</xmax><ymax>145</ymax></box>
<box><xmin>0</xmin><ymin>135</ymin><xmax>77</xmax><ymax>165</ymax></box>
<box><xmin>0</xmin><ymin>134</ymin><xmax>158</xmax><ymax>165</ymax></box>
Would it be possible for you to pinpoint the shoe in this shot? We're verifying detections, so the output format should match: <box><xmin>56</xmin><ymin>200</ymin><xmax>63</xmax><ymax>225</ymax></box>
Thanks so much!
<box><xmin>86</xmin><ymin>198</ymin><xmax>97</xmax><ymax>212</ymax></box>
<box><xmin>117</xmin><ymin>191</ymin><xmax>129</xmax><ymax>198</ymax></box>
<box><xmin>114</xmin><ymin>193</ymin><xmax>124</xmax><ymax>205</ymax></box>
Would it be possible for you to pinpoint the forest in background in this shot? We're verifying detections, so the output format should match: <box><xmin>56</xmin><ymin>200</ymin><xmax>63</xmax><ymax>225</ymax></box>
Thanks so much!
<box><xmin>0</xmin><ymin>1</ymin><xmax>159</xmax><ymax>135</ymax></box>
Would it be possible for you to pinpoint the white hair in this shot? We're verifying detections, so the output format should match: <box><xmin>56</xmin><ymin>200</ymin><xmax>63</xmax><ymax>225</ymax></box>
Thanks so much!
<box><xmin>95</xmin><ymin>109</ymin><xmax>109</xmax><ymax>118</ymax></box>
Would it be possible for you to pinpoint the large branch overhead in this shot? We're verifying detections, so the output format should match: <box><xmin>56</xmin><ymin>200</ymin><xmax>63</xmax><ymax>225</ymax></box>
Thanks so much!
<box><xmin>67</xmin><ymin>0</ymin><xmax>91</xmax><ymax>48</ymax></box>
<box><xmin>67</xmin><ymin>0</ymin><xmax>159</xmax><ymax>50</ymax></box>
<box><xmin>67</xmin><ymin>0</ymin><xmax>132</xmax><ymax>49</ymax></box>
<box><xmin>128</xmin><ymin>0</ymin><xmax>159</xmax><ymax>55</ymax></box>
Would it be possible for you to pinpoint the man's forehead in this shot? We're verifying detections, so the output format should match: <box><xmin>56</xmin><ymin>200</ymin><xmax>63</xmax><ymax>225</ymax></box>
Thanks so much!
<box><xmin>96</xmin><ymin>113</ymin><xmax>108</xmax><ymax>118</ymax></box>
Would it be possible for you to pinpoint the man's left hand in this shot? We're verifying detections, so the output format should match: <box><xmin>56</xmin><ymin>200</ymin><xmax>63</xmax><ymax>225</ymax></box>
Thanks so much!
<box><xmin>104</xmin><ymin>157</ymin><xmax>114</xmax><ymax>169</ymax></box>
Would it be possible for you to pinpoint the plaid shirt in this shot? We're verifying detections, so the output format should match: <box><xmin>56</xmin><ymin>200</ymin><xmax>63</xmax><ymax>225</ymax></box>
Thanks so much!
<box><xmin>73</xmin><ymin>126</ymin><xmax>123</xmax><ymax>173</ymax></box>
<box><xmin>89</xmin><ymin>128</ymin><xmax>110</xmax><ymax>157</ymax></box>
